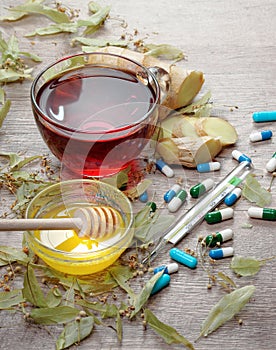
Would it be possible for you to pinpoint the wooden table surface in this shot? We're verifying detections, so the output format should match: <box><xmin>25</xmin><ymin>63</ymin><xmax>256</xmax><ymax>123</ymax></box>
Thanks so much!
<box><xmin>0</xmin><ymin>1</ymin><xmax>275</xmax><ymax>349</ymax></box>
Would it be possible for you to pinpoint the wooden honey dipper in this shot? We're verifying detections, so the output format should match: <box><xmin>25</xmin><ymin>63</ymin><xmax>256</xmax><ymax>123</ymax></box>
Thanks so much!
<box><xmin>0</xmin><ymin>206</ymin><xmax>121</xmax><ymax>238</ymax></box>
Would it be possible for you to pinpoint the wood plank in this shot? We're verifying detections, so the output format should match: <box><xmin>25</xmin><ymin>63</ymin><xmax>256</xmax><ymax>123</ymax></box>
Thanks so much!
<box><xmin>0</xmin><ymin>1</ymin><xmax>275</xmax><ymax>349</ymax></box>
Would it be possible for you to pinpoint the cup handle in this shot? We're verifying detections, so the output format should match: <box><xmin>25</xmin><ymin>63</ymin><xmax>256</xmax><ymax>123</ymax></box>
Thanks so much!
<box><xmin>148</xmin><ymin>66</ymin><xmax>171</xmax><ymax>103</ymax></box>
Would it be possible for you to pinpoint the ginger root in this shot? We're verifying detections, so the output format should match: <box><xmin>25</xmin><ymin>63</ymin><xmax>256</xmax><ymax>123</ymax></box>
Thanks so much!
<box><xmin>156</xmin><ymin>114</ymin><xmax>238</xmax><ymax>167</ymax></box>
<box><xmin>159</xmin><ymin>114</ymin><xmax>199</xmax><ymax>139</ymax></box>
<box><xmin>195</xmin><ymin>117</ymin><xmax>238</xmax><ymax>146</ymax></box>
<box><xmin>156</xmin><ymin>136</ymin><xmax>222</xmax><ymax>168</ymax></box>
<box><xmin>95</xmin><ymin>46</ymin><xmax>204</xmax><ymax>110</ymax></box>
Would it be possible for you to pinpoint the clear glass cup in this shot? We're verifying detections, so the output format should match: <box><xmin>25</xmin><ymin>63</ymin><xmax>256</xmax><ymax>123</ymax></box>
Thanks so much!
<box><xmin>31</xmin><ymin>53</ymin><xmax>168</xmax><ymax>178</ymax></box>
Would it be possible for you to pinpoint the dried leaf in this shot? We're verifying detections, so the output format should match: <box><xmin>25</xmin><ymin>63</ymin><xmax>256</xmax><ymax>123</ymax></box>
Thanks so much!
<box><xmin>0</xmin><ymin>246</ymin><xmax>30</xmax><ymax>266</ymax></box>
<box><xmin>0</xmin><ymin>289</ymin><xmax>25</xmax><ymax>309</ymax></box>
<box><xmin>23</xmin><ymin>264</ymin><xmax>48</xmax><ymax>308</ymax></box>
<box><xmin>217</xmin><ymin>272</ymin><xmax>237</xmax><ymax>288</ymax></box>
<box><xmin>55</xmin><ymin>316</ymin><xmax>94</xmax><ymax>350</ymax></box>
<box><xmin>101</xmin><ymin>303</ymin><xmax>118</xmax><ymax>319</ymax></box>
<box><xmin>0</xmin><ymin>33</ymin><xmax>41</xmax><ymax>83</ymax></box>
<box><xmin>242</xmin><ymin>174</ymin><xmax>272</xmax><ymax>207</ymax></box>
<box><xmin>64</xmin><ymin>282</ymin><xmax>75</xmax><ymax>307</ymax></box>
<box><xmin>142</xmin><ymin>44</ymin><xmax>185</xmax><ymax>61</ymax></box>
<box><xmin>101</xmin><ymin>167</ymin><xmax>130</xmax><ymax>190</ymax></box>
<box><xmin>109</xmin><ymin>267</ymin><xmax>135</xmax><ymax>299</ymax></box>
<box><xmin>13</xmin><ymin>155</ymin><xmax>42</xmax><ymax>171</ymax></box>
<box><xmin>199</xmin><ymin>285</ymin><xmax>255</xmax><ymax>338</ymax></box>
<box><xmin>116</xmin><ymin>312</ymin><xmax>123</xmax><ymax>341</ymax></box>
<box><xmin>0</xmin><ymin>87</ymin><xmax>5</xmax><ymax>104</ymax></box>
<box><xmin>230</xmin><ymin>256</ymin><xmax>265</xmax><ymax>277</ymax></box>
<box><xmin>0</xmin><ymin>95</ymin><xmax>11</xmax><ymax>128</ymax></box>
<box><xmin>6</xmin><ymin>3</ymin><xmax>70</xmax><ymax>23</ymax></box>
<box><xmin>18</xmin><ymin>51</ymin><xmax>42</xmax><ymax>62</ymax></box>
<box><xmin>0</xmin><ymin>68</ymin><xmax>33</xmax><ymax>83</ymax></box>
<box><xmin>26</xmin><ymin>23</ymin><xmax>79</xmax><ymax>37</ymax></box>
<box><xmin>79</xmin><ymin>4</ymin><xmax>111</xmax><ymax>35</ymax></box>
<box><xmin>76</xmin><ymin>299</ymin><xmax>111</xmax><ymax>316</ymax></box>
<box><xmin>130</xmin><ymin>272</ymin><xmax>163</xmax><ymax>319</ymax></box>
<box><xmin>0</xmin><ymin>152</ymin><xmax>21</xmax><ymax>168</ymax></box>
<box><xmin>58</xmin><ymin>274</ymin><xmax>115</xmax><ymax>296</ymax></box>
<box><xmin>134</xmin><ymin>212</ymin><xmax>174</xmax><ymax>243</ymax></box>
<box><xmin>45</xmin><ymin>287</ymin><xmax>62</xmax><ymax>307</ymax></box>
<box><xmin>0</xmin><ymin>0</ymin><xmax>44</xmax><ymax>21</ymax></box>
<box><xmin>178</xmin><ymin>90</ymin><xmax>212</xmax><ymax>116</ymax></box>
<box><xmin>30</xmin><ymin>306</ymin><xmax>79</xmax><ymax>325</ymax></box>
<box><xmin>104</xmin><ymin>264</ymin><xmax>133</xmax><ymax>286</ymax></box>
<box><xmin>144</xmin><ymin>309</ymin><xmax>195</xmax><ymax>349</ymax></box>
<box><xmin>134</xmin><ymin>205</ymin><xmax>152</xmax><ymax>228</ymax></box>
<box><xmin>71</xmin><ymin>37</ymin><xmax>128</xmax><ymax>48</ymax></box>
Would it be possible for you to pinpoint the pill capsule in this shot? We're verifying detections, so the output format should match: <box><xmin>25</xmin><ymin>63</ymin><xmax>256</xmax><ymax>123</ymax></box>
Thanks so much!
<box><xmin>153</xmin><ymin>263</ymin><xmax>179</xmax><ymax>275</ymax></box>
<box><xmin>190</xmin><ymin>178</ymin><xmax>214</xmax><ymax>198</ymax></box>
<box><xmin>197</xmin><ymin>162</ymin><xmax>221</xmax><ymax>173</ymax></box>
<box><xmin>156</xmin><ymin>159</ymin><xmax>174</xmax><ymax>178</ymax></box>
<box><xmin>150</xmin><ymin>273</ymin><xmax>171</xmax><ymax>295</ymax></box>
<box><xmin>249</xmin><ymin>130</ymin><xmax>273</xmax><ymax>142</ymax></box>
<box><xmin>164</xmin><ymin>184</ymin><xmax>182</xmax><ymax>203</ymax></box>
<box><xmin>248</xmin><ymin>207</ymin><xmax>276</xmax><ymax>221</ymax></box>
<box><xmin>139</xmin><ymin>190</ymin><xmax>148</xmax><ymax>203</ymax></box>
<box><xmin>209</xmin><ymin>247</ymin><xmax>234</xmax><ymax>260</ymax></box>
<box><xmin>224</xmin><ymin>188</ymin><xmax>242</xmax><ymax>206</ymax></box>
<box><xmin>232</xmin><ymin>150</ymin><xmax>252</xmax><ymax>163</ymax></box>
<box><xmin>266</xmin><ymin>152</ymin><xmax>276</xmax><ymax>173</ymax></box>
<box><xmin>252</xmin><ymin>110</ymin><xmax>276</xmax><ymax>123</ymax></box>
<box><xmin>169</xmin><ymin>248</ymin><xmax>198</xmax><ymax>269</ymax></box>
<box><xmin>204</xmin><ymin>228</ymin><xmax>233</xmax><ymax>247</ymax></box>
<box><xmin>146</xmin><ymin>201</ymin><xmax>157</xmax><ymax>213</ymax></box>
<box><xmin>205</xmin><ymin>207</ymin><xmax>234</xmax><ymax>224</ymax></box>
<box><xmin>167</xmin><ymin>189</ymin><xmax>187</xmax><ymax>213</ymax></box>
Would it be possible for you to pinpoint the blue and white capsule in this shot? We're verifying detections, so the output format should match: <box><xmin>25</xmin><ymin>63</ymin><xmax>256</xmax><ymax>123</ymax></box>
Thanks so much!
<box><xmin>153</xmin><ymin>263</ymin><xmax>179</xmax><ymax>275</ymax></box>
<box><xmin>209</xmin><ymin>247</ymin><xmax>234</xmax><ymax>260</ymax></box>
<box><xmin>266</xmin><ymin>152</ymin><xmax>276</xmax><ymax>173</ymax></box>
<box><xmin>252</xmin><ymin>110</ymin><xmax>276</xmax><ymax>123</ymax></box>
<box><xmin>156</xmin><ymin>159</ymin><xmax>174</xmax><ymax>178</ymax></box>
<box><xmin>167</xmin><ymin>189</ymin><xmax>187</xmax><ymax>213</ymax></box>
<box><xmin>164</xmin><ymin>184</ymin><xmax>182</xmax><ymax>203</ymax></box>
<box><xmin>139</xmin><ymin>190</ymin><xmax>148</xmax><ymax>203</ymax></box>
<box><xmin>232</xmin><ymin>150</ymin><xmax>252</xmax><ymax>163</ymax></box>
<box><xmin>249</xmin><ymin>130</ymin><xmax>273</xmax><ymax>142</ymax></box>
<box><xmin>197</xmin><ymin>162</ymin><xmax>221</xmax><ymax>173</ymax></box>
<box><xmin>150</xmin><ymin>273</ymin><xmax>171</xmax><ymax>295</ymax></box>
<box><xmin>170</xmin><ymin>248</ymin><xmax>198</xmax><ymax>269</ymax></box>
<box><xmin>224</xmin><ymin>187</ymin><xmax>242</xmax><ymax>206</ymax></box>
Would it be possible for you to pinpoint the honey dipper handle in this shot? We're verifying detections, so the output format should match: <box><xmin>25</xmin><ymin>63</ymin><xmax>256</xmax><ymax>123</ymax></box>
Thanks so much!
<box><xmin>0</xmin><ymin>217</ymin><xmax>83</xmax><ymax>232</ymax></box>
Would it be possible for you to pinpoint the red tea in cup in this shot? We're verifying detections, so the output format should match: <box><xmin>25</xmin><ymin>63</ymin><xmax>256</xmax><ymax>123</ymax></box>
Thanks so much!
<box><xmin>31</xmin><ymin>53</ymin><xmax>161</xmax><ymax>178</ymax></box>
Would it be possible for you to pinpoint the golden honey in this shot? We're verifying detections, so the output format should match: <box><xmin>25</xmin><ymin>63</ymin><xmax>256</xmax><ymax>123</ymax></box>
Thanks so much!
<box><xmin>25</xmin><ymin>180</ymin><xmax>133</xmax><ymax>275</ymax></box>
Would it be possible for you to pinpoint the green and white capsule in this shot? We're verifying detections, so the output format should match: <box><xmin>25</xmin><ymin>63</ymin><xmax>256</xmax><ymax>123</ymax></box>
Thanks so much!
<box><xmin>205</xmin><ymin>208</ymin><xmax>234</xmax><ymax>224</ymax></box>
<box><xmin>266</xmin><ymin>152</ymin><xmax>276</xmax><ymax>173</ymax></box>
<box><xmin>204</xmin><ymin>228</ymin><xmax>233</xmax><ymax>247</ymax></box>
<box><xmin>248</xmin><ymin>207</ymin><xmax>276</xmax><ymax>221</ymax></box>
<box><xmin>168</xmin><ymin>189</ymin><xmax>187</xmax><ymax>213</ymax></box>
<box><xmin>190</xmin><ymin>178</ymin><xmax>214</xmax><ymax>198</ymax></box>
